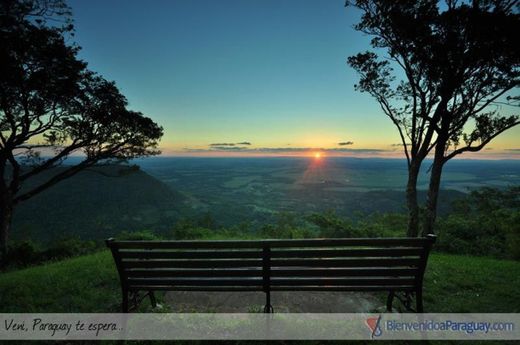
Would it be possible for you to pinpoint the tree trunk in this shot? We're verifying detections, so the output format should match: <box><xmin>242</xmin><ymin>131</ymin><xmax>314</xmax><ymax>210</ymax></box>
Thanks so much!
<box><xmin>0</xmin><ymin>197</ymin><xmax>12</xmax><ymax>267</ymax></box>
<box><xmin>424</xmin><ymin>143</ymin><xmax>447</xmax><ymax>236</ymax></box>
<box><xmin>406</xmin><ymin>162</ymin><xmax>421</xmax><ymax>237</ymax></box>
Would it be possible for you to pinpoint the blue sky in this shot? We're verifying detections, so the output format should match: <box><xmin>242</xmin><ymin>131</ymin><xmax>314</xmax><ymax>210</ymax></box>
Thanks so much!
<box><xmin>68</xmin><ymin>0</ymin><xmax>519</xmax><ymax>158</ymax></box>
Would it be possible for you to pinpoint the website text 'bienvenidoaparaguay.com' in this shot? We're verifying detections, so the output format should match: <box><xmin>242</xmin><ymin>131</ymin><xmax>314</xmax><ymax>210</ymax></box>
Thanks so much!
<box><xmin>0</xmin><ymin>313</ymin><xmax>519</xmax><ymax>340</ymax></box>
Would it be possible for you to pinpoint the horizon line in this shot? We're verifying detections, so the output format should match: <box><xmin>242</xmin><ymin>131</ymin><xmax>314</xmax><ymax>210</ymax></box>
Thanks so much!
<box><xmin>147</xmin><ymin>154</ymin><xmax>520</xmax><ymax>161</ymax></box>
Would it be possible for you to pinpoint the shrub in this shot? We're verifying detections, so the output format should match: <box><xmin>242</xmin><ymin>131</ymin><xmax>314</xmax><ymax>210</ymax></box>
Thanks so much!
<box><xmin>505</xmin><ymin>212</ymin><xmax>520</xmax><ymax>260</ymax></box>
<box><xmin>4</xmin><ymin>237</ymin><xmax>100</xmax><ymax>270</ymax></box>
<box><xmin>307</xmin><ymin>211</ymin><xmax>363</xmax><ymax>238</ymax></box>
<box><xmin>116</xmin><ymin>230</ymin><xmax>162</xmax><ymax>241</ymax></box>
<box><xmin>42</xmin><ymin>238</ymin><xmax>98</xmax><ymax>261</ymax></box>
<box><xmin>7</xmin><ymin>240</ymin><xmax>40</xmax><ymax>267</ymax></box>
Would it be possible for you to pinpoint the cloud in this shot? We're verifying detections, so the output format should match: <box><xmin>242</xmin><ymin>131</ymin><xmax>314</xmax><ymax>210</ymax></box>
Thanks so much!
<box><xmin>338</xmin><ymin>141</ymin><xmax>354</xmax><ymax>146</ymax></box>
<box><xmin>210</xmin><ymin>146</ymin><xmax>246</xmax><ymax>151</ymax></box>
<box><xmin>209</xmin><ymin>142</ymin><xmax>252</xmax><ymax>147</ymax></box>
<box><xmin>327</xmin><ymin>148</ymin><xmax>388</xmax><ymax>153</ymax></box>
<box><xmin>210</xmin><ymin>143</ymin><xmax>236</xmax><ymax>147</ymax></box>
<box><xmin>390</xmin><ymin>143</ymin><xmax>411</xmax><ymax>147</ymax></box>
<box><xmin>253</xmin><ymin>147</ymin><xmax>309</xmax><ymax>153</ymax></box>
<box><xmin>505</xmin><ymin>148</ymin><xmax>520</xmax><ymax>152</ymax></box>
<box><xmin>181</xmin><ymin>148</ymin><xmax>212</xmax><ymax>152</ymax></box>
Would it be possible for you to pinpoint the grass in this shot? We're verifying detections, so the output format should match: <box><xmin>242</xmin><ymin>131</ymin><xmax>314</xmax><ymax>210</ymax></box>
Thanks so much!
<box><xmin>1</xmin><ymin>250</ymin><xmax>519</xmax><ymax>313</ymax></box>
<box><xmin>0</xmin><ymin>251</ymin><xmax>120</xmax><ymax>313</ymax></box>
<box><xmin>423</xmin><ymin>253</ymin><xmax>520</xmax><ymax>313</ymax></box>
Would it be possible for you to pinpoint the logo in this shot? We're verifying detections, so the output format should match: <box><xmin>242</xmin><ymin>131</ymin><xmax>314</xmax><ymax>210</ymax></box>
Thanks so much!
<box><xmin>365</xmin><ymin>315</ymin><xmax>383</xmax><ymax>338</ymax></box>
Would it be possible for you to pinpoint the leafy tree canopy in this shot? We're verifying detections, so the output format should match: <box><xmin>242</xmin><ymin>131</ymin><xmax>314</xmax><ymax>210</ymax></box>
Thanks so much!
<box><xmin>347</xmin><ymin>0</ymin><xmax>519</xmax><ymax>164</ymax></box>
<box><xmin>0</xmin><ymin>0</ymin><xmax>163</xmax><ymax>203</ymax></box>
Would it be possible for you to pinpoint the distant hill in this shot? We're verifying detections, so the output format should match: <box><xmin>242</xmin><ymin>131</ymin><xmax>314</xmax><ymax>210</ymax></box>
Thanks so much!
<box><xmin>12</xmin><ymin>165</ymin><xmax>188</xmax><ymax>244</ymax></box>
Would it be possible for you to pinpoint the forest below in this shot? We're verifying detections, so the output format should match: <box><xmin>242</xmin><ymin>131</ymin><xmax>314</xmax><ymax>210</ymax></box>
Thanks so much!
<box><xmin>6</xmin><ymin>161</ymin><xmax>519</xmax><ymax>269</ymax></box>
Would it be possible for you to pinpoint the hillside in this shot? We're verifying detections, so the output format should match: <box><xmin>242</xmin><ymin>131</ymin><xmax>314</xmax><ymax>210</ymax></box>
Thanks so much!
<box><xmin>12</xmin><ymin>165</ymin><xmax>189</xmax><ymax>244</ymax></box>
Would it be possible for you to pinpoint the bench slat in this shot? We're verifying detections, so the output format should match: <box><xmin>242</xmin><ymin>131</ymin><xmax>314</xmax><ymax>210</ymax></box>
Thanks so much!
<box><xmin>125</xmin><ymin>269</ymin><xmax>263</xmax><ymax>278</ymax></box>
<box><xmin>270</xmin><ymin>258</ymin><xmax>420</xmax><ymax>268</ymax></box>
<box><xmin>110</xmin><ymin>237</ymin><xmax>431</xmax><ymax>250</ymax></box>
<box><xmin>118</xmin><ymin>248</ymin><xmax>422</xmax><ymax>259</ymax></box>
<box><xmin>121</xmin><ymin>257</ymin><xmax>420</xmax><ymax>269</ymax></box>
<box><xmin>128</xmin><ymin>285</ymin><xmax>415</xmax><ymax>292</ymax></box>
<box><xmin>123</xmin><ymin>267</ymin><xmax>418</xmax><ymax>278</ymax></box>
<box><xmin>119</xmin><ymin>250</ymin><xmax>263</xmax><ymax>259</ymax></box>
<box><xmin>126</xmin><ymin>277</ymin><xmax>415</xmax><ymax>287</ymax></box>
<box><xmin>128</xmin><ymin>278</ymin><xmax>263</xmax><ymax>286</ymax></box>
<box><xmin>265</xmin><ymin>237</ymin><xmax>430</xmax><ymax>248</ymax></box>
<box><xmin>270</xmin><ymin>277</ymin><xmax>416</xmax><ymax>286</ymax></box>
<box><xmin>128</xmin><ymin>285</ymin><xmax>415</xmax><ymax>291</ymax></box>
<box><xmin>270</xmin><ymin>267</ymin><xmax>418</xmax><ymax>277</ymax></box>
<box><xmin>270</xmin><ymin>248</ymin><xmax>423</xmax><ymax>258</ymax></box>
<box><xmin>113</xmin><ymin>240</ymin><xmax>263</xmax><ymax>249</ymax></box>
<box><xmin>270</xmin><ymin>286</ymin><xmax>415</xmax><ymax>291</ymax></box>
<box><xmin>121</xmin><ymin>259</ymin><xmax>263</xmax><ymax>269</ymax></box>
<box><xmin>129</xmin><ymin>286</ymin><xmax>262</xmax><ymax>292</ymax></box>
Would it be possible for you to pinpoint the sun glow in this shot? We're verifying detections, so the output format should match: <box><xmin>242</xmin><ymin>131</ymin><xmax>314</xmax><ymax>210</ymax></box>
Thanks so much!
<box><xmin>314</xmin><ymin>152</ymin><xmax>322</xmax><ymax>159</ymax></box>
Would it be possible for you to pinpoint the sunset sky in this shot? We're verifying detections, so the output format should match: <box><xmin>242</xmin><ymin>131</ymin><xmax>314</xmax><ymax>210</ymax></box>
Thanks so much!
<box><xmin>69</xmin><ymin>0</ymin><xmax>520</xmax><ymax>159</ymax></box>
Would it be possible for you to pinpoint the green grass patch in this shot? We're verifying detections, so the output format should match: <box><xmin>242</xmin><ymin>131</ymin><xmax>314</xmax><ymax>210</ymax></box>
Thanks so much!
<box><xmin>0</xmin><ymin>251</ymin><xmax>120</xmax><ymax>312</ymax></box>
<box><xmin>423</xmin><ymin>253</ymin><xmax>520</xmax><ymax>313</ymax></box>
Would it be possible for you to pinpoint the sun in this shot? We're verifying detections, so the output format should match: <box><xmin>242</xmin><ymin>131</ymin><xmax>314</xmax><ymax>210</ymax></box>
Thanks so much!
<box><xmin>314</xmin><ymin>152</ymin><xmax>322</xmax><ymax>159</ymax></box>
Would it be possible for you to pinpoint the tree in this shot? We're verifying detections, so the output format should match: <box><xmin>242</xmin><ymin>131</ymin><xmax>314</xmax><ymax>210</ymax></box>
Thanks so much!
<box><xmin>418</xmin><ymin>1</ymin><xmax>519</xmax><ymax>235</ymax></box>
<box><xmin>346</xmin><ymin>0</ymin><xmax>519</xmax><ymax>236</ymax></box>
<box><xmin>0</xmin><ymin>0</ymin><xmax>164</xmax><ymax>263</ymax></box>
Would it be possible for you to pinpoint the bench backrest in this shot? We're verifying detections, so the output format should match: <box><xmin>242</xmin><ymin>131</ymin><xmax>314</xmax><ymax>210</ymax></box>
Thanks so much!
<box><xmin>106</xmin><ymin>236</ymin><xmax>436</xmax><ymax>293</ymax></box>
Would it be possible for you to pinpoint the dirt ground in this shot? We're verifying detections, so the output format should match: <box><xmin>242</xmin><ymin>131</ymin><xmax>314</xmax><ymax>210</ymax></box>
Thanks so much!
<box><xmin>164</xmin><ymin>291</ymin><xmax>381</xmax><ymax>313</ymax></box>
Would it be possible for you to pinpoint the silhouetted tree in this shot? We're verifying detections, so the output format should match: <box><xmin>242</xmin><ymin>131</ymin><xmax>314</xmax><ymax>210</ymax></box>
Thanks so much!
<box><xmin>347</xmin><ymin>0</ymin><xmax>519</xmax><ymax>236</ymax></box>
<box><xmin>0</xmin><ymin>0</ymin><xmax>163</xmax><ymax>263</ymax></box>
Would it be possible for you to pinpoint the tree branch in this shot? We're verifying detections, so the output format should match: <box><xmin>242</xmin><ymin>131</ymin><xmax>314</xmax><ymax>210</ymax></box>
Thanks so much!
<box><xmin>443</xmin><ymin>119</ymin><xmax>520</xmax><ymax>161</ymax></box>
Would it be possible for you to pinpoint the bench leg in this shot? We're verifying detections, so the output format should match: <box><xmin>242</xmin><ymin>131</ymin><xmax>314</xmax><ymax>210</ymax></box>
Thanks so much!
<box><xmin>386</xmin><ymin>291</ymin><xmax>394</xmax><ymax>312</ymax></box>
<box><xmin>263</xmin><ymin>291</ymin><xmax>273</xmax><ymax>313</ymax></box>
<box><xmin>122</xmin><ymin>288</ymin><xmax>129</xmax><ymax>313</ymax></box>
<box><xmin>149</xmin><ymin>291</ymin><xmax>157</xmax><ymax>308</ymax></box>
<box><xmin>416</xmin><ymin>289</ymin><xmax>424</xmax><ymax>313</ymax></box>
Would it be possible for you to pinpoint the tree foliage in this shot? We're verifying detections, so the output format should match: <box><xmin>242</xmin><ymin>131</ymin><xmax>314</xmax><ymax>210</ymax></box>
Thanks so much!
<box><xmin>0</xmin><ymin>0</ymin><xmax>163</xmax><ymax>261</ymax></box>
<box><xmin>348</xmin><ymin>0</ymin><xmax>518</xmax><ymax>161</ymax></box>
<box><xmin>436</xmin><ymin>186</ymin><xmax>520</xmax><ymax>259</ymax></box>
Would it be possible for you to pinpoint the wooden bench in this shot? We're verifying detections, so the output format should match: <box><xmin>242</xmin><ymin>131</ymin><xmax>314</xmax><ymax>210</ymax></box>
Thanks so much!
<box><xmin>106</xmin><ymin>235</ymin><xmax>436</xmax><ymax>313</ymax></box>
